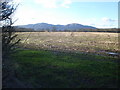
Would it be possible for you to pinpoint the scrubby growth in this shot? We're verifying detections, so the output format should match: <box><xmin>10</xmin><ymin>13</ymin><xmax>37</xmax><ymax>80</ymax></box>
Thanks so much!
<box><xmin>0</xmin><ymin>0</ymin><xmax>20</xmax><ymax>87</ymax></box>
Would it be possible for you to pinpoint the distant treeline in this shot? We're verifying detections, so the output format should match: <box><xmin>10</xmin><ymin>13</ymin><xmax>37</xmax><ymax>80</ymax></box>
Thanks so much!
<box><xmin>0</xmin><ymin>27</ymin><xmax>119</xmax><ymax>33</ymax></box>
<box><xmin>14</xmin><ymin>27</ymin><xmax>120</xmax><ymax>33</ymax></box>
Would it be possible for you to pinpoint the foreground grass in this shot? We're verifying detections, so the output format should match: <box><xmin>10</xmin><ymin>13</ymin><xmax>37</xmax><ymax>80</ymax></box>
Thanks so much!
<box><xmin>12</xmin><ymin>49</ymin><xmax>119</xmax><ymax>88</ymax></box>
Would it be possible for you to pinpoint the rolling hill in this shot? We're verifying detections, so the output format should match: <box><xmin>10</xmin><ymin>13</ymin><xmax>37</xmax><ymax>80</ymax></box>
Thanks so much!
<box><xmin>18</xmin><ymin>23</ymin><xmax>97</xmax><ymax>31</ymax></box>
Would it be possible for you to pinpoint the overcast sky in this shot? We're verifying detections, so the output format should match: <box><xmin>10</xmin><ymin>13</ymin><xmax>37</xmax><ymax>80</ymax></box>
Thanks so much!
<box><xmin>13</xmin><ymin>0</ymin><xmax>118</xmax><ymax>28</ymax></box>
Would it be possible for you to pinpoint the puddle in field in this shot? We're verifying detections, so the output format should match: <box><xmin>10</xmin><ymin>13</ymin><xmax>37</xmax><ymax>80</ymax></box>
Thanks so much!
<box><xmin>107</xmin><ymin>52</ymin><xmax>119</xmax><ymax>56</ymax></box>
<box><xmin>99</xmin><ymin>50</ymin><xmax>119</xmax><ymax>56</ymax></box>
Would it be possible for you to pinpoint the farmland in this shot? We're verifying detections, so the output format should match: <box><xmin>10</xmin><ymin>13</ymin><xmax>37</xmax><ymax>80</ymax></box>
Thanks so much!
<box><xmin>16</xmin><ymin>32</ymin><xmax>119</xmax><ymax>56</ymax></box>
<box><xmin>8</xmin><ymin>32</ymin><xmax>119</xmax><ymax>88</ymax></box>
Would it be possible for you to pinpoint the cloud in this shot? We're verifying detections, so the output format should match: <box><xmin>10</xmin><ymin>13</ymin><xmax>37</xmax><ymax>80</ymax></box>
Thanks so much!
<box><xmin>14</xmin><ymin>6</ymin><xmax>40</xmax><ymax>25</ymax></box>
<box><xmin>61</xmin><ymin>0</ymin><xmax>72</xmax><ymax>8</ymax></box>
<box><xmin>13</xmin><ymin>0</ymin><xmax>118</xmax><ymax>9</ymax></box>
<box><xmin>85</xmin><ymin>18</ymin><xmax>118</xmax><ymax>28</ymax></box>
<box><xmin>90</xmin><ymin>18</ymin><xmax>118</xmax><ymax>28</ymax></box>
<box><xmin>34</xmin><ymin>0</ymin><xmax>72</xmax><ymax>8</ymax></box>
<box><xmin>69</xmin><ymin>0</ymin><xmax>118</xmax><ymax>2</ymax></box>
<box><xmin>89</xmin><ymin>23</ymin><xmax>117</xmax><ymax>28</ymax></box>
<box><xmin>34</xmin><ymin>0</ymin><xmax>58</xmax><ymax>8</ymax></box>
<box><xmin>102</xmin><ymin>17</ymin><xmax>117</xmax><ymax>22</ymax></box>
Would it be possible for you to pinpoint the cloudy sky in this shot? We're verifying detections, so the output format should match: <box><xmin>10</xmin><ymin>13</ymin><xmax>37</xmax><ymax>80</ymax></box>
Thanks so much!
<box><xmin>13</xmin><ymin>0</ymin><xmax>118</xmax><ymax>28</ymax></box>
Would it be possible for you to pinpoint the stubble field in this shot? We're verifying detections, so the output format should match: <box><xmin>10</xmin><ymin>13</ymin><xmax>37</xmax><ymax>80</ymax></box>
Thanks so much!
<box><xmin>16</xmin><ymin>32</ymin><xmax>119</xmax><ymax>56</ymax></box>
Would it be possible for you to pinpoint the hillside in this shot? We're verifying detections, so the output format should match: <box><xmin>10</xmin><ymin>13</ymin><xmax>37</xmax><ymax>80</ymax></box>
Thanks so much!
<box><xmin>18</xmin><ymin>23</ymin><xmax>97</xmax><ymax>31</ymax></box>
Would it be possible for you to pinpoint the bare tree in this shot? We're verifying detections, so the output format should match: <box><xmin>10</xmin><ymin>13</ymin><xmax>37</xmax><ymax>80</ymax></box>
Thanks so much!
<box><xmin>0</xmin><ymin>0</ymin><xmax>21</xmax><ymax>86</ymax></box>
<box><xmin>0</xmin><ymin>0</ymin><xmax>20</xmax><ymax>56</ymax></box>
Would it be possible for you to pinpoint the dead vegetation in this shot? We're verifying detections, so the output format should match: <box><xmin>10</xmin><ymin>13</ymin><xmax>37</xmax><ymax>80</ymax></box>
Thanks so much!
<box><xmin>16</xmin><ymin>32</ymin><xmax>119</xmax><ymax>56</ymax></box>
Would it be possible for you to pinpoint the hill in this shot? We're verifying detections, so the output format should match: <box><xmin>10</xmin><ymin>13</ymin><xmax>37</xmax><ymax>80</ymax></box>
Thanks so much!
<box><xmin>18</xmin><ymin>23</ymin><xmax>97</xmax><ymax>31</ymax></box>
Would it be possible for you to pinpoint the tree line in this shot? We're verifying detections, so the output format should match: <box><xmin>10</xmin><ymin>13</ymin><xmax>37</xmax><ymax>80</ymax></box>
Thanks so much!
<box><xmin>13</xmin><ymin>27</ymin><xmax>119</xmax><ymax>33</ymax></box>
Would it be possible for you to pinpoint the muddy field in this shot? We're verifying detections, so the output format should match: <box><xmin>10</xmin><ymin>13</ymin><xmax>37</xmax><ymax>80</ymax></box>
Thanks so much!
<box><xmin>16</xmin><ymin>32</ymin><xmax>119</xmax><ymax>56</ymax></box>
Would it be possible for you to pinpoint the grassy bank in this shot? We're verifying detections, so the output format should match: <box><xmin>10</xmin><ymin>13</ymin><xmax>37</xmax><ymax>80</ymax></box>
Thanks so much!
<box><xmin>12</xmin><ymin>49</ymin><xmax>119</xmax><ymax>88</ymax></box>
